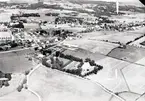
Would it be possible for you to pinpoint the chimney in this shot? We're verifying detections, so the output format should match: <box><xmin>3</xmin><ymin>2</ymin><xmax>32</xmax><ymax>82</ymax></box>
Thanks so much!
<box><xmin>116</xmin><ymin>1</ymin><xmax>119</xmax><ymax>14</ymax></box>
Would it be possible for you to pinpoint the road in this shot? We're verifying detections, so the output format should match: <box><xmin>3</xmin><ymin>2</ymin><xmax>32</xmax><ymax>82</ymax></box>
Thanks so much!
<box><xmin>27</xmin><ymin>64</ymin><xmax>42</xmax><ymax>101</ymax></box>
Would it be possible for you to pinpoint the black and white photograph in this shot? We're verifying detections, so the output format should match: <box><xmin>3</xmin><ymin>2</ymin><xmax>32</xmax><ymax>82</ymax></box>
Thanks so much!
<box><xmin>0</xmin><ymin>0</ymin><xmax>145</xmax><ymax>101</ymax></box>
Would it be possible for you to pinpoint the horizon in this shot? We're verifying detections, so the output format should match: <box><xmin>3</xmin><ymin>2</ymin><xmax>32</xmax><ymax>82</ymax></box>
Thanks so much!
<box><xmin>0</xmin><ymin>0</ymin><xmax>142</xmax><ymax>3</ymax></box>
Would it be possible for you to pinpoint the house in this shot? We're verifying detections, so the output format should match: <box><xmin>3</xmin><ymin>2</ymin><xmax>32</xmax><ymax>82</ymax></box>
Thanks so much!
<box><xmin>81</xmin><ymin>62</ymin><xmax>95</xmax><ymax>76</ymax></box>
<box><xmin>0</xmin><ymin>31</ymin><xmax>14</xmax><ymax>44</ymax></box>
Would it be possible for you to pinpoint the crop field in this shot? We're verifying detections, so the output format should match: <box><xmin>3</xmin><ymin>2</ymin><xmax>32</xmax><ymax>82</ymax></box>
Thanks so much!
<box><xmin>122</xmin><ymin>64</ymin><xmax>145</xmax><ymax>94</ymax></box>
<box><xmin>86</xmin><ymin>57</ymin><xmax>130</xmax><ymax>92</ymax></box>
<box><xmin>28</xmin><ymin>65</ymin><xmax>121</xmax><ymax>101</ymax></box>
<box><xmin>108</xmin><ymin>45</ymin><xmax>145</xmax><ymax>63</ymax></box>
<box><xmin>63</xmin><ymin>39</ymin><xmax>119</xmax><ymax>55</ymax></box>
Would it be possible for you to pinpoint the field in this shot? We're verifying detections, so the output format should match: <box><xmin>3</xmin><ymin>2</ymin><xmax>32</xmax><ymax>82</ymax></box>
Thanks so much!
<box><xmin>129</xmin><ymin>36</ymin><xmax>145</xmax><ymax>48</ymax></box>
<box><xmin>0</xmin><ymin>73</ymin><xmax>25</xmax><ymax>97</ymax></box>
<box><xmin>122</xmin><ymin>64</ymin><xmax>145</xmax><ymax>94</ymax></box>
<box><xmin>0</xmin><ymin>89</ymin><xmax>38</xmax><ymax>101</ymax></box>
<box><xmin>63</xmin><ymin>48</ymin><xmax>106</xmax><ymax>61</ymax></box>
<box><xmin>0</xmin><ymin>48</ymin><xmax>36</xmax><ymax>73</ymax></box>
<box><xmin>86</xmin><ymin>57</ymin><xmax>130</xmax><ymax>93</ymax></box>
<box><xmin>80</xmin><ymin>27</ymin><xmax>145</xmax><ymax>45</ymax></box>
<box><xmin>136</xmin><ymin>57</ymin><xmax>145</xmax><ymax>66</ymax></box>
<box><xmin>28</xmin><ymin>65</ymin><xmax>121</xmax><ymax>101</ymax></box>
<box><xmin>63</xmin><ymin>39</ymin><xmax>119</xmax><ymax>55</ymax></box>
<box><xmin>136</xmin><ymin>94</ymin><xmax>145</xmax><ymax>101</ymax></box>
<box><xmin>94</xmin><ymin>32</ymin><xmax>143</xmax><ymax>44</ymax></box>
<box><xmin>110</xmin><ymin>92</ymin><xmax>140</xmax><ymax>101</ymax></box>
<box><xmin>63</xmin><ymin>61</ymin><xmax>80</xmax><ymax>70</ymax></box>
<box><xmin>107</xmin><ymin>45</ymin><xmax>145</xmax><ymax>63</ymax></box>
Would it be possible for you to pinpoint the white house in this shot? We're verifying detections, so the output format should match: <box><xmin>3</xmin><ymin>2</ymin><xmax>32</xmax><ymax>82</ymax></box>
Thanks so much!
<box><xmin>0</xmin><ymin>31</ymin><xmax>14</xmax><ymax>44</ymax></box>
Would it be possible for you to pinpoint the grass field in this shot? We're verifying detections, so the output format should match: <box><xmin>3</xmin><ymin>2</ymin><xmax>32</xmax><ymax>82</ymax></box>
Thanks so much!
<box><xmin>28</xmin><ymin>65</ymin><xmax>121</xmax><ymax>101</ymax></box>
<box><xmin>108</xmin><ymin>45</ymin><xmax>145</xmax><ymax>63</ymax></box>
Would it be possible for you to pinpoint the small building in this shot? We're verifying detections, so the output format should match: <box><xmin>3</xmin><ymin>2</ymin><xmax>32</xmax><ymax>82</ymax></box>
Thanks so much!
<box><xmin>0</xmin><ymin>31</ymin><xmax>14</xmax><ymax>44</ymax></box>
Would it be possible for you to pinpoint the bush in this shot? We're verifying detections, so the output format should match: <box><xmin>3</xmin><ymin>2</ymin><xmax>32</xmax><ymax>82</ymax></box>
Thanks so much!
<box><xmin>89</xmin><ymin>60</ymin><xmax>96</xmax><ymax>66</ymax></box>
<box><xmin>97</xmin><ymin>65</ymin><xmax>103</xmax><ymax>71</ymax></box>
<box><xmin>17</xmin><ymin>85</ymin><xmax>23</xmax><ymax>92</ymax></box>
<box><xmin>65</xmin><ymin>68</ymin><xmax>82</xmax><ymax>76</ymax></box>
<box><xmin>55</xmin><ymin>51</ymin><xmax>60</xmax><ymax>57</ymax></box>
<box><xmin>77</xmin><ymin>62</ymin><xmax>84</xmax><ymax>69</ymax></box>
<box><xmin>24</xmin><ymin>70</ymin><xmax>30</xmax><ymax>75</ymax></box>
<box><xmin>59</xmin><ymin>53</ymin><xmax>83</xmax><ymax>62</ymax></box>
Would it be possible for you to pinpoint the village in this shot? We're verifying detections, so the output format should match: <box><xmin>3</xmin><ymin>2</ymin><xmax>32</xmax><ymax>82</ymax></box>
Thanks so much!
<box><xmin>0</xmin><ymin>0</ymin><xmax>145</xmax><ymax>101</ymax></box>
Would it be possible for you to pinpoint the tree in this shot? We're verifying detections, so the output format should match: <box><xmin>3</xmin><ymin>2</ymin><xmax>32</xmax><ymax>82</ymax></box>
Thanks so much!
<box><xmin>3</xmin><ymin>81</ymin><xmax>9</xmax><ymax>87</ymax></box>
<box><xmin>55</xmin><ymin>51</ymin><xmax>60</xmax><ymax>57</ymax></box>
<box><xmin>97</xmin><ymin>65</ymin><xmax>103</xmax><ymax>71</ymax></box>
<box><xmin>85</xmin><ymin>58</ymin><xmax>91</xmax><ymax>62</ymax></box>
<box><xmin>17</xmin><ymin>85</ymin><xmax>23</xmax><ymax>92</ymax></box>
<box><xmin>5</xmin><ymin>73</ymin><xmax>12</xmax><ymax>80</ymax></box>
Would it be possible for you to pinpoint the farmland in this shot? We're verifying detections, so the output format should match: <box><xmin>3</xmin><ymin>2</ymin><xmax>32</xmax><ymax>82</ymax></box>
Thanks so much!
<box><xmin>28</xmin><ymin>65</ymin><xmax>121</xmax><ymax>101</ymax></box>
<box><xmin>107</xmin><ymin>45</ymin><xmax>145</xmax><ymax>63</ymax></box>
<box><xmin>122</xmin><ymin>64</ymin><xmax>145</xmax><ymax>94</ymax></box>
<box><xmin>0</xmin><ymin>48</ymin><xmax>36</xmax><ymax>73</ymax></box>
<box><xmin>86</xmin><ymin>57</ymin><xmax>130</xmax><ymax>93</ymax></box>
<box><xmin>63</xmin><ymin>39</ymin><xmax>119</xmax><ymax>55</ymax></box>
<box><xmin>0</xmin><ymin>1</ymin><xmax>145</xmax><ymax>101</ymax></box>
<box><xmin>0</xmin><ymin>89</ymin><xmax>38</xmax><ymax>101</ymax></box>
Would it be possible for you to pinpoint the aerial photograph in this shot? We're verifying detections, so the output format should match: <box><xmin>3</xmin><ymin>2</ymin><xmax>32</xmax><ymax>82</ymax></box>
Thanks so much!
<box><xmin>0</xmin><ymin>0</ymin><xmax>145</xmax><ymax>101</ymax></box>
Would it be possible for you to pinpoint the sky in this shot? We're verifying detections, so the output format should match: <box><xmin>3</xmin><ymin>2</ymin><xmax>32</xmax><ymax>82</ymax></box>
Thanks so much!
<box><xmin>0</xmin><ymin>0</ymin><xmax>142</xmax><ymax>3</ymax></box>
